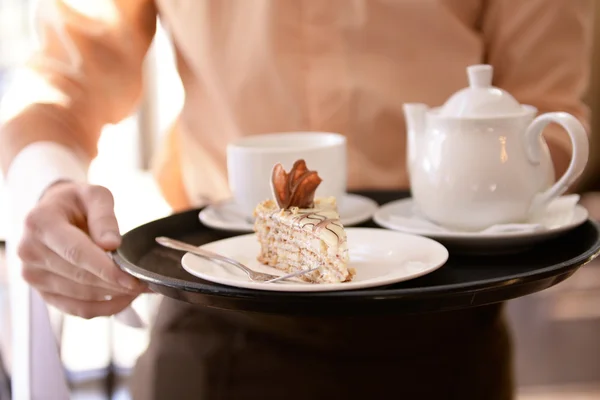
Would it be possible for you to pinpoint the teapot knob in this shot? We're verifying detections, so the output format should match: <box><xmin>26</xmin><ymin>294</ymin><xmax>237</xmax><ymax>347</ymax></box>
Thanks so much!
<box><xmin>467</xmin><ymin>64</ymin><xmax>493</xmax><ymax>88</ymax></box>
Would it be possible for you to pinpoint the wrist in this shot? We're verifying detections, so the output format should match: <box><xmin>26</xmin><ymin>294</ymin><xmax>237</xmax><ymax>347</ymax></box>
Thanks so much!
<box><xmin>39</xmin><ymin>179</ymin><xmax>79</xmax><ymax>200</ymax></box>
<box><xmin>5</xmin><ymin>142</ymin><xmax>88</xmax><ymax>227</ymax></box>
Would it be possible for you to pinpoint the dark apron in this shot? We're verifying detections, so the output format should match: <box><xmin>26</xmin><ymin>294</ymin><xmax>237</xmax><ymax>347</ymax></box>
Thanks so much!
<box><xmin>130</xmin><ymin>298</ymin><xmax>514</xmax><ymax>400</ymax></box>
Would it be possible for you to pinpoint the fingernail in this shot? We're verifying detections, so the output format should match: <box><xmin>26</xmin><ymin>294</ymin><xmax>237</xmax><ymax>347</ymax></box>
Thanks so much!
<box><xmin>118</xmin><ymin>275</ymin><xmax>139</xmax><ymax>290</ymax></box>
<box><xmin>102</xmin><ymin>232</ymin><xmax>121</xmax><ymax>244</ymax></box>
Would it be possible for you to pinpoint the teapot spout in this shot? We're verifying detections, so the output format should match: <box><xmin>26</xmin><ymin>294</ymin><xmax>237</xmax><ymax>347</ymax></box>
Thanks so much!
<box><xmin>403</xmin><ymin>103</ymin><xmax>429</xmax><ymax>165</ymax></box>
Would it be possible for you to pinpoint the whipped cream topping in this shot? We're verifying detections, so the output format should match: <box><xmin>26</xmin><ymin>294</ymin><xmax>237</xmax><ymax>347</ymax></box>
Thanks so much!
<box><xmin>275</xmin><ymin>200</ymin><xmax>346</xmax><ymax>248</ymax></box>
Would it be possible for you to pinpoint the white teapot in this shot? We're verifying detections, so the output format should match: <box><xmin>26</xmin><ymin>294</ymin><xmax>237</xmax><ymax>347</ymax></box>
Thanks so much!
<box><xmin>403</xmin><ymin>64</ymin><xmax>589</xmax><ymax>231</ymax></box>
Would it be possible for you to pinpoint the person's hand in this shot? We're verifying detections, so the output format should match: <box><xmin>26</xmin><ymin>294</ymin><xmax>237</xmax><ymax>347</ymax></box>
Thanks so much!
<box><xmin>17</xmin><ymin>181</ymin><xmax>146</xmax><ymax>319</ymax></box>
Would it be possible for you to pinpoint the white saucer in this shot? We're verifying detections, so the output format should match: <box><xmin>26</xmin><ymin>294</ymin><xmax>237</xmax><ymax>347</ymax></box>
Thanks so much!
<box><xmin>199</xmin><ymin>194</ymin><xmax>379</xmax><ymax>232</ymax></box>
<box><xmin>181</xmin><ymin>228</ymin><xmax>448</xmax><ymax>292</ymax></box>
<box><xmin>373</xmin><ymin>198</ymin><xmax>589</xmax><ymax>253</ymax></box>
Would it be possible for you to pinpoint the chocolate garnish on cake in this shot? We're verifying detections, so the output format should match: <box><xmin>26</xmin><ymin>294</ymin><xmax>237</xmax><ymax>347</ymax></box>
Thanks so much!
<box><xmin>271</xmin><ymin>159</ymin><xmax>322</xmax><ymax>209</ymax></box>
<box><xmin>254</xmin><ymin>159</ymin><xmax>353</xmax><ymax>283</ymax></box>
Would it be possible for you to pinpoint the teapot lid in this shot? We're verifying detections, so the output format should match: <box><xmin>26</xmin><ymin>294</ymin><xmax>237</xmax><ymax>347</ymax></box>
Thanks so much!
<box><xmin>437</xmin><ymin>65</ymin><xmax>524</xmax><ymax>118</ymax></box>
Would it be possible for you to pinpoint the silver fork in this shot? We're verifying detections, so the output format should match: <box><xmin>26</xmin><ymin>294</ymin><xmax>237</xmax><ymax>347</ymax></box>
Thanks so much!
<box><xmin>155</xmin><ymin>236</ymin><xmax>317</xmax><ymax>283</ymax></box>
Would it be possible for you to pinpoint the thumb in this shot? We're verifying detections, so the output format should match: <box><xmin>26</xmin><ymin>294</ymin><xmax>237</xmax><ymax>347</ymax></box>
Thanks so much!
<box><xmin>80</xmin><ymin>185</ymin><xmax>121</xmax><ymax>250</ymax></box>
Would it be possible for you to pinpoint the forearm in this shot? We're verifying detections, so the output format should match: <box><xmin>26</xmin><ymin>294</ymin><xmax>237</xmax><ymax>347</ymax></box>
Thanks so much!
<box><xmin>0</xmin><ymin>102</ymin><xmax>96</xmax><ymax>174</ymax></box>
<box><xmin>0</xmin><ymin>97</ymin><xmax>93</xmax><ymax>211</ymax></box>
<box><xmin>0</xmin><ymin>0</ymin><xmax>158</xmax><ymax>174</ymax></box>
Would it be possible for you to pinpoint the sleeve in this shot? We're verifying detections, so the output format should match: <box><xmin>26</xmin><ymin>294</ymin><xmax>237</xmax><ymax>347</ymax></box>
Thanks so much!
<box><xmin>0</xmin><ymin>0</ymin><xmax>158</xmax><ymax>173</ymax></box>
<box><xmin>481</xmin><ymin>0</ymin><xmax>594</xmax><ymax>178</ymax></box>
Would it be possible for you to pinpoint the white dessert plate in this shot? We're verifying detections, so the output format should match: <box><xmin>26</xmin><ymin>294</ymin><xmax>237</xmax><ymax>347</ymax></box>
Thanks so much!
<box><xmin>199</xmin><ymin>193</ymin><xmax>379</xmax><ymax>232</ymax></box>
<box><xmin>181</xmin><ymin>227</ymin><xmax>449</xmax><ymax>292</ymax></box>
<box><xmin>373</xmin><ymin>198</ymin><xmax>589</xmax><ymax>253</ymax></box>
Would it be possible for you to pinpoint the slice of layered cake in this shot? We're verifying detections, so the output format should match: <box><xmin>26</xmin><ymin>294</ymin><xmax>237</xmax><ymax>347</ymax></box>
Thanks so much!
<box><xmin>253</xmin><ymin>160</ymin><xmax>353</xmax><ymax>283</ymax></box>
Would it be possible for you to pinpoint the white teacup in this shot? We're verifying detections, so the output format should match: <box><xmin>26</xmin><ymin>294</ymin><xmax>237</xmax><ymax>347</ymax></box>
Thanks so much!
<box><xmin>227</xmin><ymin>132</ymin><xmax>347</xmax><ymax>218</ymax></box>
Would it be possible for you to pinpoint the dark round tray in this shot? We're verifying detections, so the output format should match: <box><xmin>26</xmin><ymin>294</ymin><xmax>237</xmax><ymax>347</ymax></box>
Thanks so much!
<box><xmin>113</xmin><ymin>191</ymin><xmax>600</xmax><ymax>316</ymax></box>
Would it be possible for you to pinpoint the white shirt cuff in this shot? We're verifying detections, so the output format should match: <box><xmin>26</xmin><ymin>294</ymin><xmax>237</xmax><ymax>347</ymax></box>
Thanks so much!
<box><xmin>5</xmin><ymin>141</ymin><xmax>88</xmax><ymax>225</ymax></box>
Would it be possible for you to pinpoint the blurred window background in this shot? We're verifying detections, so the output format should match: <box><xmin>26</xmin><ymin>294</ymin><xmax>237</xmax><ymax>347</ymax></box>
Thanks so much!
<box><xmin>0</xmin><ymin>1</ymin><xmax>599</xmax><ymax>399</ymax></box>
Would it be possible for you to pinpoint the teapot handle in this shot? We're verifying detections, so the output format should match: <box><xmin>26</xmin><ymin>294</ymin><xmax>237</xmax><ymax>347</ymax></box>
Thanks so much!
<box><xmin>524</xmin><ymin>112</ymin><xmax>589</xmax><ymax>213</ymax></box>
